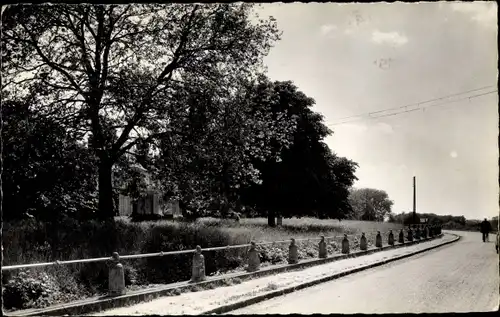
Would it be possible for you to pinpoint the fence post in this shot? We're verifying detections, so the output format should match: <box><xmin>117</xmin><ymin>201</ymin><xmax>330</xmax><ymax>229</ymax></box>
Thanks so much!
<box><xmin>398</xmin><ymin>229</ymin><xmax>404</xmax><ymax>243</ymax></box>
<box><xmin>108</xmin><ymin>252</ymin><xmax>126</xmax><ymax>297</ymax></box>
<box><xmin>288</xmin><ymin>238</ymin><xmax>299</xmax><ymax>264</ymax></box>
<box><xmin>191</xmin><ymin>245</ymin><xmax>206</xmax><ymax>282</ymax></box>
<box><xmin>318</xmin><ymin>236</ymin><xmax>327</xmax><ymax>259</ymax></box>
<box><xmin>415</xmin><ymin>226</ymin><xmax>421</xmax><ymax>240</ymax></box>
<box><xmin>388</xmin><ymin>230</ymin><xmax>395</xmax><ymax>246</ymax></box>
<box><xmin>407</xmin><ymin>228</ymin><xmax>413</xmax><ymax>242</ymax></box>
<box><xmin>341</xmin><ymin>234</ymin><xmax>350</xmax><ymax>254</ymax></box>
<box><xmin>375</xmin><ymin>231</ymin><xmax>382</xmax><ymax>248</ymax></box>
<box><xmin>247</xmin><ymin>241</ymin><xmax>260</xmax><ymax>272</ymax></box>
<box><xmin>360</xmin><ymin>233</ymin><xmax>367</xmax><ymax>251</ymax></box>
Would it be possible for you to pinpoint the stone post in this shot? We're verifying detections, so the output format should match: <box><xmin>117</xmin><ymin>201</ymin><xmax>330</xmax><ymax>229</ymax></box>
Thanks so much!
<box><xmin>398</xmin><ymin>229</ymin><xmax>404</xmax><ymax>243</ymax></box>
<box><xmin>108</xmin><ymin>252</ymin><xmax>126</xmax><ymax>297</ymax></box>
<box><xmin>246</xmin><ymin>241</ymin><xmax>260</xmax><ymax>272</ymax></box>
<box><xmin>360</xmin><ymin>233</ymin><xmax>368</xmax><ymax>251</ymax></box>
<box><xmin>288</xmin><ymin>238</ymin><xmax>299</xmax><ymax>264</ymax></box>
<box><xmin>388</xmin><ymin>230</ymin><xmax>395</xmax><ymax>246</ymax></box>
<box><xmin>341</xmin><ymin>234</ymin><xmax>350</xmax><ymax>254</ymax></box>
<box><xmin>318</xmin><ymin>236</ymin><xmax>327</xmax><ymax>258</ymax></box>
<box><xmin>415</xmin><ymin>226</ymin><xmax>421</xmax><ymax>240</ymax></box>
<box><xmin>422</xmin><ymin>226</ymin><xmax>428</xmax><ymax>239</ymax></box>
<box><xmin>375</xmin><ymin>231</ymin><xmax>382</xmax><ymax>248</ymax></box>
<box><xmin>407</xmin><ymin>228</ymin><xmax>413</xmax><ymax>242</ymax></box>
<box><xmin>191</xmin><ymin>245</ymin><xmax>206</xmax><ymax>282</ymax></box>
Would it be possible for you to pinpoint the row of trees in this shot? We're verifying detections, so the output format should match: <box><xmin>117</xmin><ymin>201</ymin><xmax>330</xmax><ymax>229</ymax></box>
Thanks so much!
<box><xmin>3</xmin><ymin>4</ymin><xmax>359</xmax><ymax>224</ymax></box>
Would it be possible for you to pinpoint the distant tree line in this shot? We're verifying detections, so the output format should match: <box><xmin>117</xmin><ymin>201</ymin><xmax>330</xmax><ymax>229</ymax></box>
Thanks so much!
<box><xmin>388</xmin><ymin>212</ymin><xmax>498</xmax><ymax>232</ymax></box>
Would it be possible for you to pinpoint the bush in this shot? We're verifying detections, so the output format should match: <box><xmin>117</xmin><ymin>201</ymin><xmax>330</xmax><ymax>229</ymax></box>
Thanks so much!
<box><xmin>3</xmin><ymin>268</ymin><xmax>83</xmax><ymax>310</ymax></box>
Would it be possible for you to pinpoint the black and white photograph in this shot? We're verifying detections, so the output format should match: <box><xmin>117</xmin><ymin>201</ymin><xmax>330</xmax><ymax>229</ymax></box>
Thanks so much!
<box><xmin>1</xmin><ymin>1</ymin><xmax>498</xmax><ymax>315</ymax></box>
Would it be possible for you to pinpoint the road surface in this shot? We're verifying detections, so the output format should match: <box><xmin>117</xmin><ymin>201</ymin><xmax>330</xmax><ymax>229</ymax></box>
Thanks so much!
<box><xmin>229</xmin><ymin>231</ymin><xmax>499</xmax><ymax>314</ymax></box>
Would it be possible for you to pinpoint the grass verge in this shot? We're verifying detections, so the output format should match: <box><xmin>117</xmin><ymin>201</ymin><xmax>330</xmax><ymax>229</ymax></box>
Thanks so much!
<box><xmin>2</xmin><ymin>217</ymin><xmax>403</xmax><ymax>311</ymax></box>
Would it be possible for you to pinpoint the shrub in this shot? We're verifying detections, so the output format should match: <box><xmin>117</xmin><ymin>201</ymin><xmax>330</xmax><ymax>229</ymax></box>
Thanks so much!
<box><xmin>3</xmin><ymin>269</ymin><xmax>83</xmax><ymax>310</ymax></box>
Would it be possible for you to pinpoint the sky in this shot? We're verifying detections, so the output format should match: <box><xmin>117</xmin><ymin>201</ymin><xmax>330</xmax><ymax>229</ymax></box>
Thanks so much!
<box><xmin>256</xmin><ymin>2</ymin><xmax>498</xmax><ymax>220</ymax></box>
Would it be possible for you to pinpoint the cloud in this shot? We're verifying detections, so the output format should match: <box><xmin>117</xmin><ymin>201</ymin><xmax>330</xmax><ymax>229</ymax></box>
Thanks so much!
<box><xmin>450</xmin><ymin>2</ymin><xmax>497</xmax><ymax>28</ymax></box>
<box><xmin>344</xmin><ymin>27</ymin><xmax>355</xmax><ymax>35</ymax></box>
<box><xmin>375</xmin><ymin>122</ymin><xmax>394</xmax><ymax>134</ymax></box>
<box><xmin>320</xmin><ymin>24</ymin><xmax>338</xmax><ymax>35</ymax></box>
<box><xmin>371</xmin><ymin>30</ymin><xmax>408</xmax><ymax>47</ymax></box>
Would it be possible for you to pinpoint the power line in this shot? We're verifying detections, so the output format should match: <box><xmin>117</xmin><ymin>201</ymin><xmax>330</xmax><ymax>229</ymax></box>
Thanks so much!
<box><xmin>326</xmin><ymin>85</ymin><xmax>496</xmax><ymax>122</ymax></box>
<box><xmin>326</xmin><ymin>88</ymin><xmax>497</xmax><ymax>127</ymax></box>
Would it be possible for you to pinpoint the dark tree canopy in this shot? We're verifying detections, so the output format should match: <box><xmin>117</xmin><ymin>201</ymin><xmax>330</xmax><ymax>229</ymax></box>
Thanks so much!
<box><xmin>239</xmin><ymin>81</ymin><xmax>359</xmax><ymax>224</ymax></box>
<box><xmin>2</xmin><ymin>3</ymin><xmax>281</xmax><ymax>219</ymax></box>
<box><xmin>2</xmin><ymin>97</ymin><xmax>98</xmax><ymax>221</ymax></box>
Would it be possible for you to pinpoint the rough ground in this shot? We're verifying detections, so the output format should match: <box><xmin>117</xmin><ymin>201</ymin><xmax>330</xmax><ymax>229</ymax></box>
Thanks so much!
<box><xmin>91</xmin><ymin>234</ymin><xmax>458</xmax><ymax>316</ymax></box>
<box><xmin>230</xmin><ymin>231</ymin><xmax>499</xmax><ymax>314</ymax></box>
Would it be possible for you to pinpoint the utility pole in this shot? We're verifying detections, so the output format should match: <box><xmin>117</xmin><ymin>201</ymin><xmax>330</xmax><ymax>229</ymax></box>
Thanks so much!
<box><xmin>413</xmin><ymin>176</ymin><xmax>416</xmax><ymax>225</ymax></box>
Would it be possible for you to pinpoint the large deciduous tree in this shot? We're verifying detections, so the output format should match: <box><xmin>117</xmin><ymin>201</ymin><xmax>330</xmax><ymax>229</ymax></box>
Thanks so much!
<box><xmin>153</xmin><ymin>74</ymin><xmax>298</xmax><ymax>218</ymax></box>
<box><xmin>2</xmin><ymin>3</ymin><xmax>280</xmax><ymax>219</ymax></box>
<box><xmin>239</xmin><ymin>81</ymin><xmax>359</xmax><ymax>225</ymax></box>
<box><xmin>348</xmin><ymin>188</ymin><xmax>394</xmax><ymax>222</ymax></box>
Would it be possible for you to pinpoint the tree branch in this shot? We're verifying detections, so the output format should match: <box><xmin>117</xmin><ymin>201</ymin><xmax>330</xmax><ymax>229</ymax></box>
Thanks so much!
<box><xmin>18</xmin><ymin>23</ymin><xmax>89</xmax><ymax>102</ymax></box>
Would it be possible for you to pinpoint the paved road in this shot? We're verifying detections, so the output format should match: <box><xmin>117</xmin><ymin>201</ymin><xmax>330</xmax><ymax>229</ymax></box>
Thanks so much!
<box><xmin>230</xmin><ymin>231</ymin><xmax>499</xmax><ymax>314</ymax></box>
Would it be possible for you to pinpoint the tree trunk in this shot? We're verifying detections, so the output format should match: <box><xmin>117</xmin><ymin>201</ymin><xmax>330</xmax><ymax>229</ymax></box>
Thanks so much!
<box><xmin>268</xmin><ymin>209</ymin><xmax>276</xmax><ymax>227</ymax></box>
<box><xmin>98</xmin><ymin>160</ymin><xmax>115</xmax><ymax>220</ymax></box>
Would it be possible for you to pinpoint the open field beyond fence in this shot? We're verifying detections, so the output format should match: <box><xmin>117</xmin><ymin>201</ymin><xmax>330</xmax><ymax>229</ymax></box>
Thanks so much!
<box><xmin>2</xmin><ymin>217</ymin><xmax>403</xmax><ymax>311</ymax></box>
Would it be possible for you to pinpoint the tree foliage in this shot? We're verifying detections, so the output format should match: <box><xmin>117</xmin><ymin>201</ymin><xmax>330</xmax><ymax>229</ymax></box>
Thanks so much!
<box><xmin>348</xmin><ymin>188</ymin><xmax>393</xmax><ymax>222</ymax></box>
<box><xmin>2</xmin><ymin>3</ymin><xmax>281</xmax><ymax>219</ymax></box>
<box><xmin>153</xmin><ymin>74</ymin><xmax>298</xmax><ymax>218</ymax></box>
<box><xmin>2</xmin><ymin>97</ymin><xmax>98</xmax><ymax>221</ymax></box>
<box><xmin>239</xmin><ymin>81</ymin><xmax>359</xmax><ymax>224</ymax></box>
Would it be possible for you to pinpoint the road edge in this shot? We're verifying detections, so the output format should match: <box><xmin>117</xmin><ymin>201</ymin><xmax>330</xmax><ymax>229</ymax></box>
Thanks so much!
<box><xmin>201</xmin><ymin>233</ymin><xmax>461</xmax><ymax>315</ymax></box>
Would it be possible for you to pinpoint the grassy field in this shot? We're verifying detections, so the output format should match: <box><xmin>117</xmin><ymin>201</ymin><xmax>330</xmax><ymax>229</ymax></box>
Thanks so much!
<box><xmin>2</xmin><ymin>217</ymin><xmax>403</xmax><ymax>311</ymax></box>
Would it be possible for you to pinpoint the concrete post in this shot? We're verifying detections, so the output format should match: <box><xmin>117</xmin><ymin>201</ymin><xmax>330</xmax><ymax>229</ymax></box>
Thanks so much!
<box><xmin>360</xmin><ymin>233</ymin><xmax>368</xmax><ymax>251</ymax></box>
<box><xmin>341</xmin><ymin>234</ymin><xmax>350</xmax><ymax>254</ymax></box>
<box><xmin>318</xmin><ymin>236</ymin><xmax>327</xmax><ymax>258</ymax></box>
<box><xmin>375</xmin><ymin>231</ymin><xmax>382</xmax><ymax>248</ymax></box>
<box><xmin>398</xmin><ymin>229</ymin><xmax>404</xmax><ymax>243</ymax></box>
<box><xmin>288</xmin><ymin>238</ymin><xmax>299</xmax><ymax>264</ymax></box>
<box><xmin>191</xmin><ymin>245</ymin><xmax>206</xmax><ymax>282</ymax></box>
<box><xmin>415</xmin><ymin>226</ymin><xmax>421</xmax><ymax>240</ymax></box>
<box><xmin>247</xmin><ymin>241</ymin><xmax>260</xmax><ymax>272</ymax></box>
<box><xmin>407</xmin><ymin>229</ymin><xmax>414</xmax><ymax>242</ymax></box>
<box><xmin>388</xmin><ymin>230</ymin><xmax>395</xmax><ymax>246</ymax></box>
<box><xmin>108</xmin><ymin>252</ymin><xmax>126</xmax><ymax>297</ymax></box>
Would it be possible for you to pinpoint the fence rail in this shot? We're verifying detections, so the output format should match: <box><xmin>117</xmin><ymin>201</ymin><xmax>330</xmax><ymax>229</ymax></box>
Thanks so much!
<box><xmin>2</xmin><ymin>223</ymin><xmax>442</xmax><ymax>314</ymax></box>
<box><xmin>2</xmin><ymin>229</ymin><xmax>389</xmax><ymax>271</ymax></box>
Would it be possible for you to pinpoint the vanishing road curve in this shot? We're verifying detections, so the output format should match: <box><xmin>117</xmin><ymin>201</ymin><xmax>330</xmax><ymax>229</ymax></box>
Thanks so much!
<box><xmin>230</xmin><ymin>231</ymin><xmax>499</xmax><ymax>314</ymax></box>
